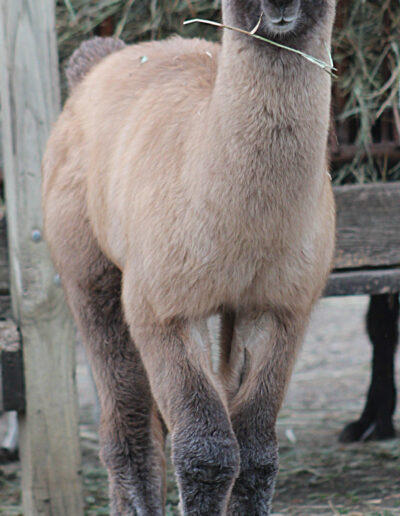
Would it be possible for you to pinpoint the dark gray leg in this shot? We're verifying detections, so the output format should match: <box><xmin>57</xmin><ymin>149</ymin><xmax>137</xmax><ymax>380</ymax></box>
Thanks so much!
<box><xmin>124</xmin><ymin>317</ymin><xmax>240</xmax><ymax>516</ymax></box>
<box><xmin>339</xmin><ymin>293</ymin><xmax>399</xmax><ymax>443</ymax></box>
<box><xmin>65</xmin><ymin>261</ymin><xmax>166</xmax><ymax>515</ymax></box>
<box><xmin>229</xmin><ymin>390</ymin><xmax>279</xmax><ymax>516</ymax></box>
<box><xmin>223</xmin><ymin>311</ymin><xmax>305</xmax><ymax>515</ymax></box>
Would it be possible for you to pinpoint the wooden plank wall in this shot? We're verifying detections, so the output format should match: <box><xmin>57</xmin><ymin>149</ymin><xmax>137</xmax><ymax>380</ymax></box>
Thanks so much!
<box><xmin>334</xmin><ymin>183</ymin><xmax>400</xmax><ymax>269</ymax></box>
<box><xmin>325</xmin><ymin>183</ymin><xmax>400</xmax><ymax>296</ymax></box>
<box><xmin>0</xmin><ymin>1</ymin><xmax>84</xmax><ymax>514</ymax></box>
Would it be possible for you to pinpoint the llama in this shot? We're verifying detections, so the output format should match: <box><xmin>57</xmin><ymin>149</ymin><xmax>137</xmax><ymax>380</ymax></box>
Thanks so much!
<box><xmin>42</xmin><ymin>0</ymin><xmax>336</xmax><ymax>513</ymax></box>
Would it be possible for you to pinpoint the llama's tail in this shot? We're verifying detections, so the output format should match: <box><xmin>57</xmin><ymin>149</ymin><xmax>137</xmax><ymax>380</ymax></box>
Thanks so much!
<box><xmin>66</xmin><ymin>37</ymin><xmax>126</xmax><ymax>92</ymax></box>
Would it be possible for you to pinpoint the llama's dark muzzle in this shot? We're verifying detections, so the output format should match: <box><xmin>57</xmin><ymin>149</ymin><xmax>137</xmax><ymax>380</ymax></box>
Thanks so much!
<box><xmin>262</xmin><ymin>0</ymin><xmax>301</xmax><ymax>33</ymax></box>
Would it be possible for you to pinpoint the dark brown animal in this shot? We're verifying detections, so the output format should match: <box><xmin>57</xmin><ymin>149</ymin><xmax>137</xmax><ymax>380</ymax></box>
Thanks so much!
<box><xmin>340</xmin><ymin>294</ymin><xmax>399</xmax><ymax>442</ymax></box>
<box><xmin>42</xmin><ymin>0</ymin><xmax>336</xmax><ymax>513</ymax></box>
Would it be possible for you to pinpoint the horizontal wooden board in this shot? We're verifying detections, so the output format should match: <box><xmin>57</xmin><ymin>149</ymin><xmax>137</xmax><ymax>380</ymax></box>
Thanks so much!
<box><xmin>333</xmin><ymin>183</ymin><xmax>400</xmax><ymax>270</ymax></box>
<box><xmin>325</xmin><ymin>268</ymin><xmax>400</xmax><ymax>297</ymax></box>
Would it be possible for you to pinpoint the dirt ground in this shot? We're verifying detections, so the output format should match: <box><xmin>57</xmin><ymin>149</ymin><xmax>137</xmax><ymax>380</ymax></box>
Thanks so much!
<box><xmin>1</xmin><ymin>295</ymin><xmax>399</xmax><ymax>515</ymax></box>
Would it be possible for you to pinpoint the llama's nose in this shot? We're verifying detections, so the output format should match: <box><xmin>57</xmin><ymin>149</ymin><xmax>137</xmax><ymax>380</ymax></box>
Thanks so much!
<box><xmin>264</xmin><ymin>0</ymin><xmax>300</xmax><ymax>25</ymax></box>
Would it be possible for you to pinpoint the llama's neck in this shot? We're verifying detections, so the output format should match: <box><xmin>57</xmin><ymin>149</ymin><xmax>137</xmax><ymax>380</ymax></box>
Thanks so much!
<box><xmin>190</xmin><ymin>30</ymin><xmax>332</xmax><ymax>213</ymax></box>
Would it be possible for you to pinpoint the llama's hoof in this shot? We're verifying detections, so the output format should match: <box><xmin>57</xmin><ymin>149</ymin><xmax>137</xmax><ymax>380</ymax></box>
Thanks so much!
<box><xmin>339</xmin><ymin>419</ymin><xmax>396</xmax><ymax>443</ymax></box>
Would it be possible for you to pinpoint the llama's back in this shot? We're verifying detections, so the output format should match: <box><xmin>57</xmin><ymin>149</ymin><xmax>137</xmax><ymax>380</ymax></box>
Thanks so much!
<box><xmin>68</xmin><ymin>36</ymin><xmax>220</xmax><ymax>104</ymax></box>
<box><xmin>43</xmin><ymin>36</ymin><xmax>220</xmax><ymax>272</ymax></box>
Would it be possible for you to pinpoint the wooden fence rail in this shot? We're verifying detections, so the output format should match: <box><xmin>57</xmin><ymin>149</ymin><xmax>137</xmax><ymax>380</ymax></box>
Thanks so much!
<box><xmin>327</xmin><ymin>182</ymin><xmax>400</xmax><ymax>296</ymax></box>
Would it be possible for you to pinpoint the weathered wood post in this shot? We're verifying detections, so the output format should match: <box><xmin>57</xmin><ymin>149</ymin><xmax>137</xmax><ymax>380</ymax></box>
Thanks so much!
<box><xmin>0</xmin><ymin>1</ymin><xmax>84</xmax><ymax>514</ymax></box>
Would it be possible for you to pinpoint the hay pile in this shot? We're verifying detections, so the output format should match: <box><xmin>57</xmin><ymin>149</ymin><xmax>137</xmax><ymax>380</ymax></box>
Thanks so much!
<box><xmin>56</xmin><ymin>0</ymin><xmax>400</xmax><ymax>184</ymax></box>
<box><xmin>332</xmin><ymin>0</ymin><xmax>400</xmax><ymax>183</ymax></box>
<box><xmin>56</xmin><ymin>0</ymin><xmax>221</xmax><ymax>65</ymax></box>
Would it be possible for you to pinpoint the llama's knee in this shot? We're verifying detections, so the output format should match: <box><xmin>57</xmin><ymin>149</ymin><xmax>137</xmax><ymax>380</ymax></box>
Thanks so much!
<box><xmin>238</xmin><ymin>440</ymin><xmax>279</xmax><ymax>488</ymax></box>
<box><xmin>174</xmin><ymin>434</ymin><xmax>240</xmax><ymax>483</ymax></box>
<box><xmin>173</xmin><ymin>430</ymin><xmax>240</xmax><ymax>512</ymax></box>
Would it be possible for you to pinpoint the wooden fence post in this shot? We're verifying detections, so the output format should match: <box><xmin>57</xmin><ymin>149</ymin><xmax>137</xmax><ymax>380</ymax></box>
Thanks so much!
<box><xmin>0</xmin><ymin>1</ymin><xmax>84</xmax><ymax>514</ymax></box>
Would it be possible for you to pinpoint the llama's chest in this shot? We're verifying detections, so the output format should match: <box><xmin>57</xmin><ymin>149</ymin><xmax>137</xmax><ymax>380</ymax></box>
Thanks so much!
<box><xmin>125</xmin><ymin>195</ymin><xmax>319</xmax><ymax>321</ymax></box>
<box><xmin>106</xmin><ymin>146</ymin><xmax>331</xmax><ymax>321</ymax></box>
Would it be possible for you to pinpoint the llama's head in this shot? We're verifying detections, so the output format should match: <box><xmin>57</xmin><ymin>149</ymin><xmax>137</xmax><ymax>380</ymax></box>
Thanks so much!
<box><xmin>224</xmin><ymin>0</ymin><xmax>335</xmax><ymax>44</ymax></box>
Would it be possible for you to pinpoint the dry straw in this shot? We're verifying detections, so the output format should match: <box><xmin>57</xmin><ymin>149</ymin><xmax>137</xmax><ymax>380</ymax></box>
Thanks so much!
<box><xmin>184</xmin><ymin>16</ymin><xmax>337</xmax><ymax>77</ymax></box>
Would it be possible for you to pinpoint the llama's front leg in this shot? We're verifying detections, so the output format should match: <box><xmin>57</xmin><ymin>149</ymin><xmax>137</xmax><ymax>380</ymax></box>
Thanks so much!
<box><xmin>129</xmin><ymin>318</ymin><xmax>240</xmax><ymax>516</ymax></box>
<box><xmin>225</xmin><ymin>311</ymin><xmax>306</xmax><ymax>515</ymax></box>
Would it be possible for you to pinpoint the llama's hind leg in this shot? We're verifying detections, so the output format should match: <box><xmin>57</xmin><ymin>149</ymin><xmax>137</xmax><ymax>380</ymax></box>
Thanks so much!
<box><xmin>65</xmin><ymin>262</ymin><xmax>166</xmax><ymax>516</ymax></box>
<box><xmin>224</xmin><ymin>311</ymin><xmax>306</xmax><ymax>515</ymax></box>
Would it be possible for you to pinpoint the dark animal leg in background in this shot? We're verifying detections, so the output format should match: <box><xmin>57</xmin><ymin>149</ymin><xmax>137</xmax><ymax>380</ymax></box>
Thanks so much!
<box><xmin>339</xmin><ymin>293</ymin><xmax>399</xmax><ymax>443</ymax></box>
